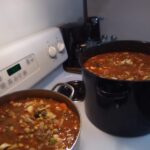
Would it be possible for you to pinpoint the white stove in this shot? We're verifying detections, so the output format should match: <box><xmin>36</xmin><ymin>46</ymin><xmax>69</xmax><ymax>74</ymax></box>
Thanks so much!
<box><xmin>0</xmin><ymin>27</ymin><xmax>150</xmax><ymax>150</ymax></box>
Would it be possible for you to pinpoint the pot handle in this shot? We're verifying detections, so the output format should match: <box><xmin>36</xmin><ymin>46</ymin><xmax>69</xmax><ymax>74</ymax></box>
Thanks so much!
<box><xmin>97</xmin><ymin>87</ymin><xmax>129</xmax><ymax>100</ymax></box>
<box><xmin>96</xmin><ymin>86</ymin><xmax>129</xmax><ymax>107</ymax></box>
<box><xmin>51</xmin><ymin>83</ymin><xmax>75</xmax><ymax>99</ymax></box>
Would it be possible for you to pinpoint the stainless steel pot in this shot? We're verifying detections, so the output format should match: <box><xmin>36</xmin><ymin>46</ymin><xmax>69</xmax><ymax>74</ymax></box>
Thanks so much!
<box><xmin>0</xmin><ymin>89</ymin><xmax>81</xmax><ymax>150</ymax></box>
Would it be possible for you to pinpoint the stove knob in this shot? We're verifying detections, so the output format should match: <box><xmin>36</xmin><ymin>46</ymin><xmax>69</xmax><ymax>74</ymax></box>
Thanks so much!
<box><xmin>57</xmin><ymin>42</ymin><xmax>65</xmax><ymax>53</ymax></box>
<box><xmin>48</xmin><ymin>46</ymin><xmax>57</xmax><ymax>58</ymax></box>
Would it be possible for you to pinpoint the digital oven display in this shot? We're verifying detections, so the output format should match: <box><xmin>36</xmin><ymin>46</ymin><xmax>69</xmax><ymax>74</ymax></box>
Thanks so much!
<box><xmin>7</xmin><ymin>64</ymin><xmax>21</xmax><ymax>76</ymax></box>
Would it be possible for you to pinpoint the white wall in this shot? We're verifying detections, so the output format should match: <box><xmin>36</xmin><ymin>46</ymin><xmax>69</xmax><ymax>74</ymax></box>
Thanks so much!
<box><xmin>87</xmin><ymin>0</ymin><xmax>150</xmax><ymax>41</ymax></box>
<box><xmin>0</xmin><ymin>0</ymin><xmax>83</xmax><ymax>46</ymax></box>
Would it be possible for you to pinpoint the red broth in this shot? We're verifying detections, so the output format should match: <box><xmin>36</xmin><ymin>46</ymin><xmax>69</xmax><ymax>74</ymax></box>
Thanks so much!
<box><xmin>84</xmin><ymin>51</ymin><xmax>150</xmax><ymax>81</ymax></box>
<box><xmin>0</xmin><ymin>98</ymin><xmax>80</xmax><ymax>150</ymax></box>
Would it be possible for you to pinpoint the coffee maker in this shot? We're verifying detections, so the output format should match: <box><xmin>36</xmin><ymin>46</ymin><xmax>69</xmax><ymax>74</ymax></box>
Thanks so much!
<box><xmin>60</xmin><ymin>17</ymin><xmax>101</xmax><ymax>73</ymax></box>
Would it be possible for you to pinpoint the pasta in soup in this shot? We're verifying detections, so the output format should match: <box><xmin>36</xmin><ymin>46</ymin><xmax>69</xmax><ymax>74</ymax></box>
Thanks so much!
<box><xmin>84</xmin><ymin>51</ymin><xmax>150</xmax><ymax>81</ymax></box>
<box><xmin>0</xmin><ymin>97</ymin><xmax>80</xmax><ymax>150</ymax></box>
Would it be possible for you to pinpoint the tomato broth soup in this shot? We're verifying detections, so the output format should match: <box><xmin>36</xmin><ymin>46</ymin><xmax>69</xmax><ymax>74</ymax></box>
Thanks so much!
<box><xmin>0</xmin><ymin>98</ymin><xmax>80</xmax><ymax>150</ymax></box>
<box><xmin>84</xmin><ymin>51</ymin><xmax>150</xmax><ymax>81</ymax></box>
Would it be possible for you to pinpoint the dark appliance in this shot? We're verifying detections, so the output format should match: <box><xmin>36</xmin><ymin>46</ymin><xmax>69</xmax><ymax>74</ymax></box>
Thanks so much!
<box><xmin>79</xmin><ymin>40</ymin><xmax>150</xmax><ymax>137</ymax></box>
<box><xmin>60</xmin><ymin>23</ymin><xmax>85</xmax><ymax>73</ymax></box>
<box><xmin>60</xmin><ymin>18</ymin><xmax>102</xmax><ymax>73</ymax></box>
<box><xmin>85</xmin><ymin>16</ymin><xmax>101</xmax><ymax>42</ymax></box>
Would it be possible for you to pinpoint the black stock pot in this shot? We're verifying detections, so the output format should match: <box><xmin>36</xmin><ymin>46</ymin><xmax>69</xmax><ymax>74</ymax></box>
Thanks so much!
<box><xmin>79</xmin><ymin>40</ymin><xmax>150</xmax><ymax>137</ymax></box>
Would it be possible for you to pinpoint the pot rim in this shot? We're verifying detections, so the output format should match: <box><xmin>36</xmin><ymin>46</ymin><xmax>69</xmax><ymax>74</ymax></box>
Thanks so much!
<box><xmin>79</xmin><ymin>40</ymin><xmax>150</xmax><ymax>83</ymax></box>
<box><xmin>81</xmin><ymin>67</ymin><xmax>150</xmax><ymax>83</ymax></box>
<box><xmin>0</xmin><ymin>89</ymin><xmax>81</xmax><ymax>150</ymax></box>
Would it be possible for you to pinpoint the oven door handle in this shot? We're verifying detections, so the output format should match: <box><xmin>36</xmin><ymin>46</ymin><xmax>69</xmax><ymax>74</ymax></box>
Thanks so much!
<box><xmin>51</xmin><ymin>83</ymin><xmax>75</xmax><ymax>99</ymax></box>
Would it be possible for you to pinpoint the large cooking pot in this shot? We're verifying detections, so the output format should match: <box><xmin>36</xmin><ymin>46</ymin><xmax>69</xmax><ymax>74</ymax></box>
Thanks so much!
<box><xmin>79</xmin><ymin>40</ymin><xmax>150</xmax><ymax>137</ymax></box>
<box><xmin>0</xmin><ymin>89</ymin><xmax>80</xmax><ymax>150</ymax></box>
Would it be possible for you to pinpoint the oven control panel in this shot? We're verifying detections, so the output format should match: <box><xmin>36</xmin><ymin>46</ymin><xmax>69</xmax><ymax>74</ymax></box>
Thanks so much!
<box><xmin>0</xmin><ymin>54</ymin><xmax>39</xmax><ymax>94</ymax></box>
<box><xmin>0</xmin><ymin>27</ymin><xmax>68</xmax><ymax>96</ymax></box>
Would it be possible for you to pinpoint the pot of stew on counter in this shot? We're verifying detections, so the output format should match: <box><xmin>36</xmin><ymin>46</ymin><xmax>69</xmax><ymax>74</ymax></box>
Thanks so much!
<box><xmin>0</xmin><ymin>89</ymin><xmax>80</xmax><ymax>150</ymax></box>
<box><xmin>79</xmin><ymin>40</ymin><xmax>150</xmax><ymax>137</ymax></box>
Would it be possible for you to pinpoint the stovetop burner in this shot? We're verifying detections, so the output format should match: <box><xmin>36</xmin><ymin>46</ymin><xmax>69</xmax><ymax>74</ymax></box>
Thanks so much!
<box><xmin>52</xmin><ymin>80</ymin><xmax>85</xmax><ymax>101</ymax></box>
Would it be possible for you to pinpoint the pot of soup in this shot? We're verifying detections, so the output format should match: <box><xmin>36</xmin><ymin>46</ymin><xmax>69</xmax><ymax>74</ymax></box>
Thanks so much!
<box><xmin>79</xmin><ymin>40</ymin><xmax>150</xmax><ymax>137</ymax></box>
<box><xmin>0</xmin><ymin>89</ymin><xmax>80</xmax><ymax>150</ymax></box>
